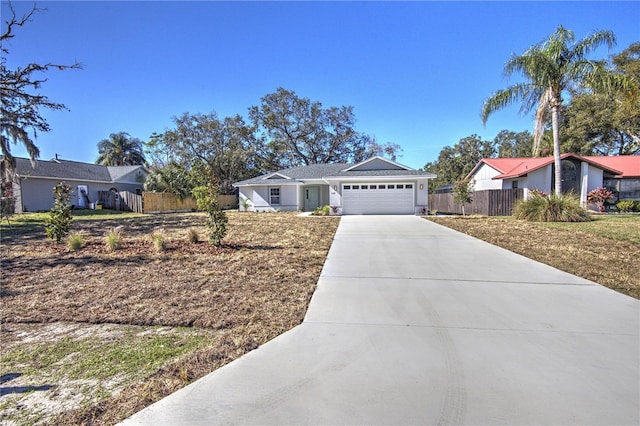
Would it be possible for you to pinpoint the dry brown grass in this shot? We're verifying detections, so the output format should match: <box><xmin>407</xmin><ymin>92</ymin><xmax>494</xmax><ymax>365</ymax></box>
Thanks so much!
<box><xmin>427</xmin><ymin>215</ymin><xmax>639</xmax><ymax>299</ymax></box>
<box><xmin>1</xmin><ymin>211</ymin><xmax>339</xmax><ymax>425</ymax></box>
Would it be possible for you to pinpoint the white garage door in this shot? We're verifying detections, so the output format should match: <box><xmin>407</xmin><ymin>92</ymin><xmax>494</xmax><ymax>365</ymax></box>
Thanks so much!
<box><xmin>342</xmin><ymin>183</ymin><xmax>414</xmax><ymax>215</ymax></box>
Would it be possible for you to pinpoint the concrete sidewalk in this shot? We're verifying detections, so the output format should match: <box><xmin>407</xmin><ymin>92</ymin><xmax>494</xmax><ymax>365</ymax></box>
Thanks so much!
<box><xmin>121</xmin><ymin>216</ymin><xmax>639</xmax><ymax>425</ymax></box>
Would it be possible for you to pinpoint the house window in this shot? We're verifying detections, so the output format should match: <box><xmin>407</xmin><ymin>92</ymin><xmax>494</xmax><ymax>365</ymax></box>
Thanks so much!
<box><xmin>270</xmin><ymin>187</ymin><xmax>280</xmax><ymax>205</ymax></box>
<box><xmin>512</xmin><ymin>181</ymin><xmax>518</xmax><ymax>189</ymax></box>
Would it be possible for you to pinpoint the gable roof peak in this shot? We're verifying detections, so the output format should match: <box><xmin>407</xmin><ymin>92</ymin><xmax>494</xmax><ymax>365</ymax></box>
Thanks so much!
<box><xmin>345</xmin><ymin>156</ymin><xmax>413</xmax><ymax>172</ymax></box>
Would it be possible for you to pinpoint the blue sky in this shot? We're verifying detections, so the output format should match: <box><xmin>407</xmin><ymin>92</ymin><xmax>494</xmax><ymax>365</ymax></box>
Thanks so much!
<box><xmin>2</xmin><ymin>1</ymin><xmax>639</xmax><ymax>170</ymax></box>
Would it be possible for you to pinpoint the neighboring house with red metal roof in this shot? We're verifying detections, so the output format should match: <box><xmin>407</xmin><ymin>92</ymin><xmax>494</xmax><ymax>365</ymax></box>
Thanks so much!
<box><xmin>467</xmin><ymin>154</ymin><xmax>640</xmax><ymax>204</ymax></box>
<box><xmin>3</xmin><ymin>157</ymin><xmax>148</xmax><ymax>213</ymax></box>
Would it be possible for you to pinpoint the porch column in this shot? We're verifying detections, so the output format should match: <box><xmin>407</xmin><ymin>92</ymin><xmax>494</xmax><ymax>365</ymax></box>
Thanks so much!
<box><xmin>580</xmin><ymin>161</ymin><xmax>589</xmax><ymax>206</ymax></box>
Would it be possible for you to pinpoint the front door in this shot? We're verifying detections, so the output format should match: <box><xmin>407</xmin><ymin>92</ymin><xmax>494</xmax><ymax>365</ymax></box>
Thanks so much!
<box><xmin>304</xmin><ymin>187</ymin><xmax>320</xmax><ymax>211</ymax></box>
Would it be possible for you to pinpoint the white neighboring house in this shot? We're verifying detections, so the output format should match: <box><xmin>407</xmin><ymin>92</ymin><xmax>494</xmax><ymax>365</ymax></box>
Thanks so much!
<box><xmin>467</xmin><ymin>153</ymin><xmax>640</xmax><ymax>204</ymax></box>
<box><xmin>233</xmin><ymin>156</ymin><xmax>436</xmax><ymax>215</ymax></box>
<box><xmin>5</xmin><ymin>157</ymin><xmax>148</xmax><ymax>213</ymax></box>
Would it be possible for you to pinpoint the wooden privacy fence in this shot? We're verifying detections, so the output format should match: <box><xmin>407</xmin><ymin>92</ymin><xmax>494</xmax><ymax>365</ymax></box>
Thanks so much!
<box><xmin>99</xmin><ymin>191</ymin><xmax>238</xmax><ymax>213</ymax></box>
<box><xmin>98</xmin><ymin>191</ymin><xmax>143</xmax><ymax>213</ymax></box>
<box><xmin>143</xmin><ymin>193</ymin><xmax>198</xmax><ymax>213</ymax></box>
<box><xmin>429</xmin><ymin>188</ymin><xmax>523</xmax><ymax>216</ymax></box>
<box><xmin>143</xmin><ymin>193</ymin><xmax>238</xmax><ymax>212</ymax></box>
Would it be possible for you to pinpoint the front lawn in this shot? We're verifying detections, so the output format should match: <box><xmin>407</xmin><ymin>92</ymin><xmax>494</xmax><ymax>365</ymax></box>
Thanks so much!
<box><xmin>0</xmin><ymin>211</ymin><xmax>339</xmax><ymax>425</ymax></box>
<box><xmin>427</xmin><ymin>214</ymin><xmax>639</xmax><ymax>299</ymax></box>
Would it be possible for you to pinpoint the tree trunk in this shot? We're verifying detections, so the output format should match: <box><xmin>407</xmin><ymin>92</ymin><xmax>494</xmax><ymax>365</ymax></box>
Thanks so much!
<box><xmin>552</xmin><ymin>104</ymin><xmax>562</xmax><ymax>195</ymax></box>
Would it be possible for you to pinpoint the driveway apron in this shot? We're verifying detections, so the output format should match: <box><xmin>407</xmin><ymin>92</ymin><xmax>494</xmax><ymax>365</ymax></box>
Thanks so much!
<box><xmin>121</xmin><ymin>215</ymin><xmax>639</xmax><ymax>425</ymax></box>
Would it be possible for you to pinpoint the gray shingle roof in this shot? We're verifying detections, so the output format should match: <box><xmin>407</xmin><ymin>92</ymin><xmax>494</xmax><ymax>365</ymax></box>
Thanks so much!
<box><xmin>15</xmin><ymin>158</ymin><xmax>112</xmax><ymax>182</ymax></box>
<box><xmin>234</xmin><ymin>163</ymin><xmax>348</xmax><ymax>186</ymax></box>
<box><xmin>13</xmin><ymin>157</ymin><xmax>146</xmax><ymax>183</ymax></box>
<box><xmin>234</xmin><ymin>160</ymin><xmax>434</xmax><ymax>186</ymax></box>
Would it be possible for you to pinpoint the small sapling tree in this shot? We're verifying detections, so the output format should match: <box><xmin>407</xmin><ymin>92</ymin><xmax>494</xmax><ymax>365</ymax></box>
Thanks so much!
<box><xmin>453</xmin><ymin>178</ymin><xmax>474</xmax><ymax>216</ymax></box>
<box><xmin>45</xmin><ymin>182</ymin><xmax>72</xmax><ymax>243</ymax></box>
<box><xmin>192</xmin><ymin>181</ymin><xmax>228</xmax><ymax>246</ymax></box>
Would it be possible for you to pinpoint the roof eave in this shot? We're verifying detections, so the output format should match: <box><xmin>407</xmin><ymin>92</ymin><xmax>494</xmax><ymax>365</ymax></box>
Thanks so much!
<box><xmin>326</xmin><ymin>174</ymin><xmax>436</xmax><ymax>181</ymax></box>
<box><xmin>15</xmin><ymin>174</ymin><xmax>112</xmax><ymax>184</ymax></box>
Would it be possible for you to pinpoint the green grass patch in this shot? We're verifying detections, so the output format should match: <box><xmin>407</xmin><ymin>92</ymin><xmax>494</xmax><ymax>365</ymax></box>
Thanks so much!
<box><xmin>534</xmin><ymin>214</ymin><xmax>640</xmax><ymax>245</ymax></box>
<box><xmin>1</xmin><ymin>210</ymin><xmax>145</xmax><ymax>242</ymax></box>
<box><xmin>0</xmin><ymin>325</ymin><xmax>213</xmax><ymax>426</ymax></box>
<box><xmin>1</xmin><ymin>328</ymin><xmax>211</xmax><ymax>382</ymax></box>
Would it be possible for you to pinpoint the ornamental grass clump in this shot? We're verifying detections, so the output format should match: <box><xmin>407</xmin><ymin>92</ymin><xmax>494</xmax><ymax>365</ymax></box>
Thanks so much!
<box><xmin>105</xmin><ymin>229</ymin><xmax>123</xmax><ymax>252</ymax></box>
<box><xmin>67</xmin><ymin>232</ymin><xmax>85</xmax><ymax>251</ymax></box>
<box><xmin>186</xmin><ymin>227</ymin><xmax>199</xmax><ymax>243</ymax></box>
<box><xmin>513</xmin><ymin>192</ymin><xmax>591</xmax><ymax>222</ymax></box>
<box><xmin>151</xmin><ymin>230</ymin><xmax>166</xmax><ymax>253</ymax></box>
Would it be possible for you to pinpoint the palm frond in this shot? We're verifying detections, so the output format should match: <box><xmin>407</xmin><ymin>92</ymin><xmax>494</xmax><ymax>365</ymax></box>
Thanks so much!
<box><xmin>533</xmin><ymin>88</ymin><xmax>553</xmax><ymax>156</ymax></box>
<box><xmin>572</xmin><ymin>30</ymin><xmax>616</xmax><ymax>60</ymax></box>
<box><xmin>481</xmin><ymin>83</ymin><xmax>532</xmax><ymax>124</ymax></box>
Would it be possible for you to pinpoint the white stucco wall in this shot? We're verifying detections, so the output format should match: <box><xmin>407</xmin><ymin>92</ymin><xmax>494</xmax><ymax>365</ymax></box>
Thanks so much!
<box><xmin>241</xmin><ymin>178</ymin><xmax>434</xmax><ymax>215</ymax></box>
<box><xmin>327</xmin><ymin>179</ymin><xmax>341</xmax><ymax>211</ymax></box>
<box><xmin>239</xmin><ymin>185</ymin><xmax>300</xmax><ymax>212</ymax></box>
<box><xmin>415</xmin><ymin>179</ymin><xmax>430</xmax><ymax>214</ymax></box>
<box><xmin>586</xmin><ymin>164</ymin><xmax>604</xmax><ymax>193</ymax></box>
<box><xmin>526</xmin><ymin>167</ymin><xmax>552</xmax><ymax>194</ymax></box>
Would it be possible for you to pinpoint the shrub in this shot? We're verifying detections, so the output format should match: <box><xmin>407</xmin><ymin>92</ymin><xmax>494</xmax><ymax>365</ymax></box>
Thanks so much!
<box><xmin>151</xmin><ymin>230</ymin><xmax>166</xmax><ymax>253</ymax></box>
<box><xmin>312</xmin><ymin>205</ymin><xmax>330</xmax><ymax>216</ymax></box>
<box><xmin>105</xmin><ymin>230</ymin><xmax>123</xmax><ymax>252</ymax></box>
<box><xmin>186</xmin><ymin>227</ymin><xmax>199</xmax><ymax>243</ymax></box>
<box><xmin>617</xmin><ymin>200</ymin><xmax>640</xmax><ymax>212</ymax></box>
<box><xmin>240</xmin><ymin>197</ymin><xmax>252</xmax><ymax>212</ymax></box>
<box><xmin>45</xmin><ymin>182</ymin><xmax>73</xmax><ymax>243</ymax></box>
<box><xmin>587</xmin><ymin>187</ymin><xmax>614</xmax><ymax>212</ymax></box>
<box><xmin>513</xmin><ymin>192</ymin><xmax>591</xmax><ymax>222</ymax></box>
<box><xmin>192</xmin><ymin>184</ymin><xmax>228</xmax><ymax>247</ymax></box>
<box><xmin>67</xmin><ymin>232</ymin><xmax>85</xmax><ymax>251</ymax></box>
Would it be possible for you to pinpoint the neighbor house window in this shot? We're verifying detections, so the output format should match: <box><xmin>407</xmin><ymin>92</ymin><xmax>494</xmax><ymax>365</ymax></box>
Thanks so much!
<box><xmin>270</xmin><ymin>187</ymin><xmax>280</xmax><ymax>205</ymax></box>
<box><xmin>512</xmin><ymin>181</ymin><xmax>518</xmax><ymax>189</ymax></box>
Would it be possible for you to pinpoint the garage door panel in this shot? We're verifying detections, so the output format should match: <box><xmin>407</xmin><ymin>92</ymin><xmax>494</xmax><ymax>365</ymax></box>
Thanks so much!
<box><xmin>343</xmin><ymin>184</ymin><xmax>414</xmax><ymax>215</ymax></box>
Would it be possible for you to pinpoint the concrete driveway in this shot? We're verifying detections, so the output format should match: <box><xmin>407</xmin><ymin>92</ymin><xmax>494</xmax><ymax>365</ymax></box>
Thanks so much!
<box><xmin>121</xmin><ymin>215</ymin><xmax>639</xmax><ymax>425</ymax></box>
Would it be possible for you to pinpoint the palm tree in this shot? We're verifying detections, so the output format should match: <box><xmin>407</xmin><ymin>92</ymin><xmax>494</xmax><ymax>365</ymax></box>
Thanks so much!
<box><xmin>96</xmin><ymin>132</ymin><xmax>146</xmax><ymax>166</ymax></box>
<box><xmin>481</xmin><ymin>26</ymin><xmax>622</xmax><ymax>195</ymax></box>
